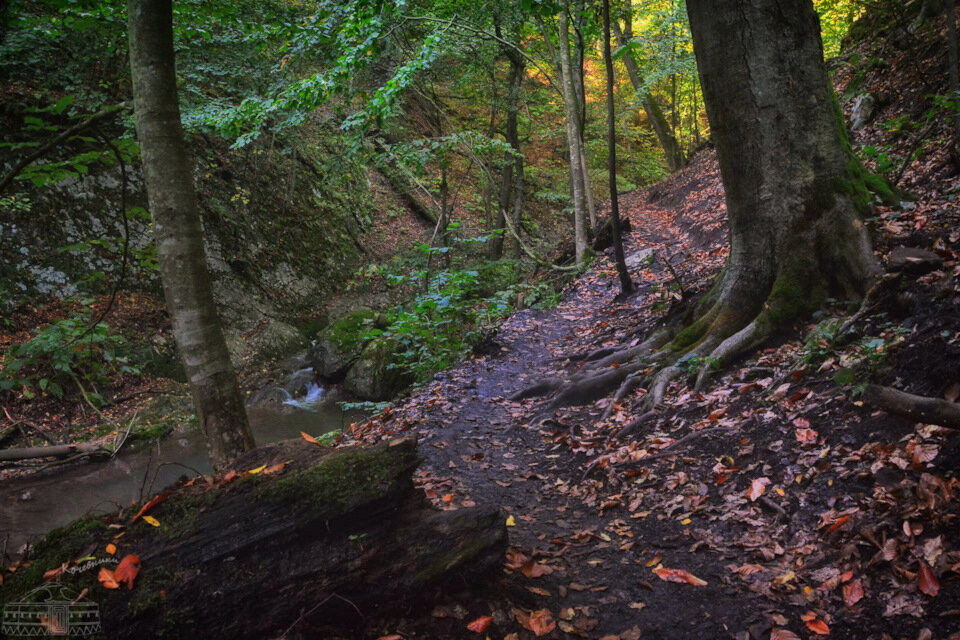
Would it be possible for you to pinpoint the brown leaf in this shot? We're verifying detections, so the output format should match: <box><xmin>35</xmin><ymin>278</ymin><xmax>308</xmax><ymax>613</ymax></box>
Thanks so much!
<box><xmin>918</xmin><ymin>562</ymin><xmax>940</xmax><ymax>597</ymax></box>
<box><xmin>98</xmin><ymin>567</ymin><xmax>119</xmax><ymax>590</ymax></box>
<box><xmin>842</xmin><ymin>578</ymin><xmax>864</xmax><ymax>607</ymax></box>
<box><xmin>301</xmin><ymin>431</ymin><xmax>320</xmax><ymax>445</ymax></box>
<box><xmin>801</xmin><ymin>612</ymin><xmax>830</xmax><ymax>636</ymax></box>
<box><xmin>655</xmin><ymin>567</ymin><xmax>708</xmax><ymax>586</ymax></box>
<box><xmin>795</xmin><ymin>428</ymin><xmax>818</xmax><ymax>445</ymax></box>
<box><xmin>770</xmin><ymin>630</ymin><xmax>801</xmax><ymax>640</ymax></box>
<box><xmin>521</xmin><ymin>560</ymin><xmax>553</xmax><ymax>578</ymax></box>
<box><xmin>466</xmin><ymin>616</ymin><xmax>493</xmax><ymax>633</ymax></box>
<box><xmin>114</xmin><ymin>554</ymin><xmax>141</xmax><ymax>590</ymax></box>
<box><xmin>747</xmin><ymin>477</ymin><xmax>770</xmax><ymax>502</ymax></box>
<box><xmin>514</xmin><ymin>608</ymin><xmax>556</xmax><ymax>637</ymax></box>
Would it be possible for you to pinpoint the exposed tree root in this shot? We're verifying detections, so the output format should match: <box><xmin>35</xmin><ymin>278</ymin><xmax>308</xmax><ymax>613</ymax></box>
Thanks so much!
<box><xmin>508</xmin><ymin>379</ymin><xmax>563</xmax><ymax>401</ymax></box>
<box><xmin>864</xmin><ymin>384</ymin><xmax>960</xmax><ymax>430</ymax></box>
<box><xmin>600</xmin><ymin>374</ymin><xmax>645</xmax><ymax>421</ymax></box>
<box><xmin>609</xmin><ymin>410</ymin><xmax>658</xmax><ymax>442</ymax></box>
<box><xmin>537</xmin><ymin>362</ymin><xmax>645</xmax><ymax>417</ymax></box>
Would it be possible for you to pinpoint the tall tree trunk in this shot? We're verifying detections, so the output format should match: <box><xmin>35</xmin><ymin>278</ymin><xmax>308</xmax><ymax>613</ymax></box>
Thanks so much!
<box><xmin>948</xmin><ymin>0</ymin><xmax>960</xmax><ymax>161</ymax></box>
<box><xmin>491</xmin><ymin>51</ymin><xmax>524</xmax><ymax>260</ymax></box>
<box><xmin>666</xmin><ymin>0</ymin><xmax>895</xmax><ymax>386</ymax></box>
<box><xmin>611</xmin><ymin>19</ymin><xmax>686</xmax><ymax>172</ymax></box>
<box><xmin>603</xmin><ymin>0</ymin><xmax>634</xmax><ymax>295</ymax></box>
<box><xmin>571</xmin><ymin>10</ymin><xmax>597</xmax><ymax>229</ymax></box>
<box><xmin>127</xmin><ymin>0</ymin><xmax>255</xmax><ymax>470</ymax></box>
<box><xmin>557</xmin><ymin>2</ymin><xmax>588</xmax><ymax>264</ymax></box>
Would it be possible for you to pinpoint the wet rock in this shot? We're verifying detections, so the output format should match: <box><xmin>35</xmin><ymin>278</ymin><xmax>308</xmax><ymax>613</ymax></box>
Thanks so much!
<box><xmin>308</xmin><ymin>309</ymin><xmax>378</xmax><ymax>379</ymax></box>
<box><xmin>850</xmin><ymin>93</ymin><xmax>877</xmax><ymax>130</ymax></box>
<box><xmin>886</xmin><ymin>246</ymin><xmax>943</xmax><ymax>275</ymax></box>
<box><xmin>343</xmin><ymin>338</ymin><xmax>412</xmax><ymax>401</ymax></box>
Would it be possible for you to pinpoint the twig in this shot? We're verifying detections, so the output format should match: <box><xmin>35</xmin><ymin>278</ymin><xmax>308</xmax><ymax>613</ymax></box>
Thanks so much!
<box><xmin>279</xmin><ymin>593</ymin><xmax>364</xmax><ymax>639</ymax></box>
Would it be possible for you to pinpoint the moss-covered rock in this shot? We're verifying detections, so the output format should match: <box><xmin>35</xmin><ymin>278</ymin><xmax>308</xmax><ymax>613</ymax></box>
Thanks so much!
<box><xmin>309</xmin><ymin>309</ymin><xmax>379</xmax><ymax>379</ymax></box>
<box><xmin>343</xmin><ymin>338</ymin><xmax>412</xmax><ymax>401</ymax></box>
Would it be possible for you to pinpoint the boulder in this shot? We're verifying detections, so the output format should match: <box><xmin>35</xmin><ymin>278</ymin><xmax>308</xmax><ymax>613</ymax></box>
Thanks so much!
<box><xmin>850</xmin><ymin>93</ymin><xmax>877</xmax><ymax>130</ymax></box>
<box><xmin>309</xmin><ymin>309</ymin><xmax>378</xmax><ymax>379</ymax></box>
<box><xmin>343</xmin><ymin>338</ymin><xmax>413</xmax><ymax>401</ymax></box>
<box><xmin>886</xmin><ymin>246</ymin><xmax>943</xmax><ymax>275</ymax></box>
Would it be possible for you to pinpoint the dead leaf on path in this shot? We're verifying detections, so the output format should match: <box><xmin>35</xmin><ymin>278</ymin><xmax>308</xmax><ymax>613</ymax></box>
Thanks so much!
<box><xmin>301</xmin><ymin>431</ymin><xmax>320</xmax><ymax>445</ymax></box>
<box><xmin>826</xmin><ymin>515</ymin><xmax>851</xmax><ymax>533</ymax></box>
<box><xmin>521</xmin><ymin>560</ymin><xmax>553</xmax><ymax>578</ymax></box>
<box><xmin>770</xmin><ymin>630</ymin><xmax>801</xmax><ymax>640</ymax></box>
<box><xmin>505</xmin><ymin>549</ymin><xmax>528</xmax><ymax>570</ymax></box>
<box><xmin>801</xmin><ymin>612</ymin><xmax>829</xmax><ymax>635</ymax></box>
<box><xmin>141</xmin><ymin>515</ymin><xmax>160</xmax><ymax>527</ymax></box>
<box><xmin>747</xmin><ymin>477</ymin><xmax>770</xmax><ymax>501</ymax></box>
<box><xmin>375</xmin><ymin>635</ymin><xmax>403</xmax><ymax>640</ymax></box>
<box><xmin>795</xmin><ymin>428</ymin><xmax>818</xmax><ymax>445</ymax></box>
<box><xmin>105</xmin><ymin>543</ymin><xmax>117</xmax><ymax>555</ymax></box>
<box><xmin>527</xmin><ymin>586</ymin><xmax>551</xmax><ymax>596</ymax></box>
<box><xmin>114</xmin><ymin>555</ymin><xmax>140</xmax><ymax>590</ymax></box>
<box><xmin>654</xmin><ymin>567</ymin><xmax>708</xmax><ymax>586</ymax></box>
<box><xmin>843</xmin><ymin>578</ymin><xmax>864</xmax><ymax>606</ymax></box>
<box><xmin>918</xmin><ymin>562</ymin><xmax>940</xmax><ymax>596</ymax></box>
<box><xmin>514</xmin><ymin>608</ymin><xmax>555</xmax><ymax>637</ymax></box>
<box><xmin>466</xmin><ymin>616</ymin><xmax>493</xmax><ymax>633</ymax></box>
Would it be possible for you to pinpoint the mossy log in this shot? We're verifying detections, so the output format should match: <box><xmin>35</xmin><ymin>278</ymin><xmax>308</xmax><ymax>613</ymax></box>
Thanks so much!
<box><xmin>0</xmin><ymin>436</ymin><xmax>506</xmax><ymax>639</ymax></box>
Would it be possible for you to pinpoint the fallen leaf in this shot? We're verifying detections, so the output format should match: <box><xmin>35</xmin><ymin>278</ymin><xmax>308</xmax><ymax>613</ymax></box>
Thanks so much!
<box><xmin>43</xmin><ymin>564</ymin><xmax>65</xmax><ymax>583</ymax></box>
<box><xmin>114</xmin><ymin>555</ymin><xmax>141</xmax><ymax>590</ymax></box>
<box><xmin>521</xmin><ymin>560</ymin><xmax>553</xmax><ymax>578</ymax></box>
<box><xmin>105</xmin><ymin>543</ymin><xmax>117</xmax><ymax>555</ymax></box>
<box><xmin>142</xmin><ymin>515</ymin><xmax>160</xmax><ymax>527</ymax></box>
<box><xmin>442</xmin><ymin>493</ymin><xmax>455</xmax><ymax>503</ymax></box>
<box><xmin>514</xmin><ymin>608</ymin><xmax>555</xmax><ymax>637</ymax></box>
<box><xmin>131</xmin><ymin>490</ymin><xmax>172</xmax><ymax>523</ymax></box>
<box><xmin>466</xmin><ymin>616</ymin><xmax>493</xmax><ymax>633</ymax></box>
<box><xmin>301</xmin><ymin>431</ymin><xmax>320</xmax><ymax>445</ymax></box>
<box><xmin>770</xmin><ymin>630</ymin><xmax>801</xmax><ymax>640</ymax></box>
<box><xmin>827</xmin><ymin>515</ymin><xmax>851</xmax><ymax>533</ymax></box>
<box><xmin>795</xmin><ymin>428</ymin><xmax>818</xmax><ymax>445</ymax></box>
<box><xmin>246</xmin><ymin>464</ymin><xmax>267</xmax><ymax>475</ymax></box>
<box><xmin>505</xmin><ymin>515</ymin><xmax>516</xmax><ymax>527</ymax></box>
<box><xmin>918</xmin><ymin>562</ymin><xmax>940</xmax><ymax>597</ymax></box>
<box><xmin>98</xmin><ymin>567</ymin><xmax>119</xmax><ymax>590</ymax></box>
<box><xmin>801</xmin><ymin>612</ymin><xmax>829</xmax><ymax>635</ymax></box>
<box><xmin>263</xmin><ymin>463</ymin><xmax>286</xmax><ymax>475</ymax></box>
<box><xmin>655</xmin><ymin>567</ymin><xmax>708</xmax><ymax>586</ymax></box>
<box><xmin>842</xmin><ymin>578</ymin><xmax>864</xmax><ymax>606</ymax></box>
<box><xmin>375</xmin><ymin>635</ymin><xmax>403</xmax><ymax>640</ymax></box>
<box><xmin>747</xmin><ymin>477</ymin><xmax>770</xmax><ymax>501</ymax></box>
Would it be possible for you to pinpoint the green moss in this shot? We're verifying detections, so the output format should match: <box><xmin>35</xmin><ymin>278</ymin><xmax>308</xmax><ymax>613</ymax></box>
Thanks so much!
<box><xmin>155</xmin><ymin>491</ymin><xmax>218</xmax><ymax>541</ymax></box>
<box><xmin>0</xmin><ymin>516</ymin><xmax>108</xmax><ymax>602</ymax></box>
<box><xmin>830</xmin><ymin>90</ymin><xmax>898</xmax><ymax>213</ymax></box>
<box><xmin>761</xmin><ymin>264</ymin><xmax>826</xmax><ymax>329</ymax></box>
<box><xmin>257</xmin><ymin>446</ymin><xmax>409</xmax><ymax>523</ymax></box>
<box><xmin>324</xmin><ymin>309</ymin><xmax>378</xmax><ymax>352</ymax></box>
<box><xmin>413</xmin><ymin>538</ymin><xmax>490</xmax><ymax>585</ymax></box>
<box><xmin>670</xmin><ymin>311</ymin><xmax>713</xmax><ymax>352</ymax></box>
<box><xmin>128</xmin><ymin>567</ymin><xmax>176</xmax><ymax>616</ymax></box>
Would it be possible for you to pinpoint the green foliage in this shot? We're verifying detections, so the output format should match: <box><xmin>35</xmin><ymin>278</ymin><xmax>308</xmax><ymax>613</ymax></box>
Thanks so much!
<box><xmin>0</xmin><ymin>309</ymin><xmax>140</xmax><ymax>404</ymax></box>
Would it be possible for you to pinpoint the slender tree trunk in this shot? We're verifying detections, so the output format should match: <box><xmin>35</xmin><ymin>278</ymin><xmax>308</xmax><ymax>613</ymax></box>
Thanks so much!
<box><xmin>603</xmin><ymin>0</ymin><xmax>634</xmax><ymax>295</ymax></box>
<box><xmin>491</xmin><ymin>50</ymin><xmax>524</xmax><ymax>260</ymax></box>
<box><xmin>127</xmin><ymin>0</ymin><xmax>254</xmax><ymax>470</ymax></box>
<box><xmin>557</xmin><ymin>3</ymin><xmax>588</xmax><ymax>263</ymax></box>
<box><xmin>612</xmin><ymin>19</ymin><xmax>686</xmax><ymax>171</ymax></box>
<box><xmin>673</xmin><ymin>0</ymin><xmax>893</xmax><ymax>371</ymax></box>
<box><xmin>948</xmin><ymin>0</ymin><xmax>960</xmax><ymax>161</ymax></box>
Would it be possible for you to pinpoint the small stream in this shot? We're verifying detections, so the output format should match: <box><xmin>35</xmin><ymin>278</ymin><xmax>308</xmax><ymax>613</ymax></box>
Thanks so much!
<box><xmin>0</xmin><ymin>369</ymin><xmax>365</xmax><ymax>555</ymax></box>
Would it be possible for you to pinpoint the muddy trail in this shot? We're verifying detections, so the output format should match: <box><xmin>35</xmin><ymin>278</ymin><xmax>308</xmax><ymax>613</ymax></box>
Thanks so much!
<box><xmin>347</xmin><ymin>150</ymin><xmax>960</xmax><ymax>639</ymax></box>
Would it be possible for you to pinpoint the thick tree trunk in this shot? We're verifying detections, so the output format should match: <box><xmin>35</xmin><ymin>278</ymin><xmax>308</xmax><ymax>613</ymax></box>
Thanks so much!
<box><xmin>678</xmin><ymin>0</ymin><xmax>890</xmax><ymax>362</ymax></box>
<box><xmin>127</xmin><ymin>0</ymin><xmax>254</xmax><ymax>469</ymax></box>
<box><xmin>557</xmin><ymin>2</ymin><xmax>588</xmax><ymax>264</ymax></box>
<box><xmin>612</xmin><ymin>19</ymin><xmax>686</xmax><ymax>172</ymax></box>
<box><xmin>0</xmin><ymin>437</ymin><xmax>507</xmax><ymax>639</ymax></box>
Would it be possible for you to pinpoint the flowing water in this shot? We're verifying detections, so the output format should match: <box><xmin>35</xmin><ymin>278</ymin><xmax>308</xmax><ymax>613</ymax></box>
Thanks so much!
<box><xmin>0</xmin><ymin>369</ymin><xmax>365</xmax><ymax>555</ymax></box>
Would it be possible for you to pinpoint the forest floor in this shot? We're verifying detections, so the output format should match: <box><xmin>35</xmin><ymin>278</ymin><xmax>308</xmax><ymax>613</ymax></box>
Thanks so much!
<box><xmin>345</xmin><ymin>69</ymin><xmax>960</xmax><ymax>637</ymax></box>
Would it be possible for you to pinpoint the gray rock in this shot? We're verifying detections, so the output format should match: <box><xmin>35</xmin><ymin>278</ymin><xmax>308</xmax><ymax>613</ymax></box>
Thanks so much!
<box><xmin>308</xmin><ymin>309</ymin><xmax>378</xmax><ymax>379</ymax></box>
<box><xmin>850</xmin><ymin>93</ymin><xmax>877</xmax><ymax>130</ymax></box>
<box><xmin>624</xmin><ymin>248</ymin><xmax>655</xmax><ymax>269</ymax></box>
<box><xmin>343</xmin><ymin>339</ymin><xmax>412</xmax><ymax>401</ymax></box>
<box><xmin>886</xmin><ymin>246</ymin><xmax>943</xmax><ymax>275</ymax></box>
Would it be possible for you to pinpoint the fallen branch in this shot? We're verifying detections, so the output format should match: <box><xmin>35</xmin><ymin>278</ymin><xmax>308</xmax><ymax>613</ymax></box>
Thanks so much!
<box><xmin>863</xmin><ymin>384</ymin><xmax>960</xmax><ymax>429</ymax></box>
<box><xmin>0</xmin><ymin>442</ymin><xmax>104</xmax><ymax>462</ymax></box>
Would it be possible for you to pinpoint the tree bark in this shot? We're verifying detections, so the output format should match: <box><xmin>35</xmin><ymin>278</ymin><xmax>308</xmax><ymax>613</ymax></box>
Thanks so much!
<box><xmin>491</xmin><ymin>49</ymin><xmax>524</xmax><ymax>260</ymax></box>
<box><xmin>127</xmin><ymin>0</ymin><xmax>254</xmax><ymax>470</ymax></box>
<box><xmin>0</xmin><ymin>437</ymin><xmax>507</xmax><ymax>639</ymax></box>
<box><xmin>557</xmin><ymin>2</ymin><xmax>589</xmax><ymax>264</ymax></box>
<box><xmin>864</xmin><ymin>385</ymin><xmax>960</xmax><ymax>429</ymax></box>
<box><xmin>611</xmin><ymin>19</ymin><xmax>686</xmax><ymax>172</ymax></box>
<box><xmin>603</xmin><ymin>0</ymin><xmax>634</xmax><ymax>295</ymax></box>
<box><xmin>669</xmin><ymin>0</ymin><xmax>894</xmax><ymax>383</ymax></box>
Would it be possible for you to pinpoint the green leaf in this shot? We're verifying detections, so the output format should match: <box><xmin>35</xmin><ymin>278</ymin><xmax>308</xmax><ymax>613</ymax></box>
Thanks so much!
<box><xmin>833</xmin><ymin>368</ymin><xmax>857</xmax><ymax>385</ymax></box>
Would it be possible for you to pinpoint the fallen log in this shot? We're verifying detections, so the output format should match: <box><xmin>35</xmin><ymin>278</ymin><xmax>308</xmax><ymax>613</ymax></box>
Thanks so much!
<box><xmin>0</xmin><ymin>442</ymin><xmax>102</xmax><ymax>462</ymax></box>
<box><xmin>864</xmin><ymin>384</ymin><xmax>960</xmax><ymax>430</ymax></box>
<box><xmin>0</xmin><ymin>436</ymin><xmax>506</xmax><ymax>640</ymax></box>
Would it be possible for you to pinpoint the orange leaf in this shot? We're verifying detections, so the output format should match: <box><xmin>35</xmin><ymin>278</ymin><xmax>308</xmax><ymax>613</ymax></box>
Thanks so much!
<box><xmin>708</xmin><ymin>407</ymin><xmax>728</xmax><ymax>422</ymax></box>
<box><xmin>43</xmin><ymin>564</ymin><xmax>65</xmax><ymax>583</ymax></box>
<box><xmin>105</xmin><ymin>543</ymin><xmax>117</xmax><ymax>556</ymax></box>
<box><xmin>827</xmin><ymin>515</ymin><xmax>851</xmax><ymax>533</ymax></box>
<box><xmin>918</xmin><ymin>561</ymin><xmax>940</xmax><ymax>597</ymax></box>
<box><xmin>131</xmin><ymin>490</ymin><xmax>171</xmax><ymax>523</ymax></box>
<box><xmin>521</xmin><ymin>560</ymin><xmax>553</xmax><ymax>578</ymax></box>
<box><xmin>114</xmin><ymin>555</ymin><xmax>141</xmax><ymax>590</ymax></box>
<box><xmin>466</xmin><ymin>616</ymin><xmax>493</xmax><ymax>633</ymax></box>
<box><xmin>842</xmin><ymin>578</ymin><xmax>864</xmax><ymax>606</ymax></box>
<box><xmin>98</xmin><ymin>567</ymin><xmax>120</xmax><ymax>590</ymax></box>
<box><xmin>514</xmin><ymin>608</ymin><xmax>555</xmax><ymax>637</ymax></box>
<box><xmin>263</xmin><ymin>463</ymin><xmax>286</xmax><ymax>475</ymax></box>
<box><xmin>301</xmin><ymin>431</ymin><xmax>320</xmax><ymax>445</ymax></box>
<box><xmin>804</xmin><ymin>619</ymin><xmax>830</xmax><ymax>635</ymax></box>
<box><xmin>795</xmin><ymin>428</ymin><xmax>818</xmax><ymax>445</ymax></box>
<box><xmin>222</xmin><ymin>470</ymin><xmax>238</xmax><ymax>484</ymax></box>
<box><xmin>655</xmin><ymin>567</ymin><xmax>708</xmax><ymax>586</ymax></box>
<box><xmin>375</xmin><ymin>635</ymin><xmax>403</xmax><ymax>640</ymax></box>
<box><xmin>747</xmin><ymin>477</ymin><xmax>770</xmax><ymax>501</ymax></box>
<box><xmin>441</xmin><ymin>493</ymin><xmax>455</xmax><ymax>503</ymax></box>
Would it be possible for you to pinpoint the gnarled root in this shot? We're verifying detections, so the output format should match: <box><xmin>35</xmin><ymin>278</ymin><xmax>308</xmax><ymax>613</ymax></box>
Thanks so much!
<box><xmin>539</xmin><ymin>361</ymin><xmax>645</xmax><ymax>416</ymax></box>
<box><xmin>600</xmin><ymin>374</ymin><xmax>645</xmax><ymax>421</ymax></box>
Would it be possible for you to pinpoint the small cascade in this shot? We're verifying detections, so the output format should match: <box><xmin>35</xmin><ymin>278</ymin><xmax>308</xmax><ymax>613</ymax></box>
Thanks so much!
<box><xmin>282</xmin><ymin>382</ymin><xmax>325</xmax><ymax>410</ymax></box>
